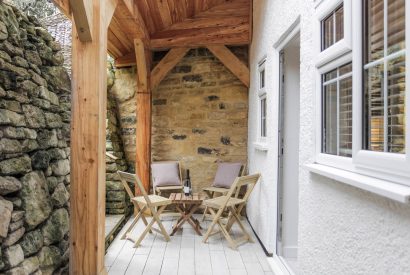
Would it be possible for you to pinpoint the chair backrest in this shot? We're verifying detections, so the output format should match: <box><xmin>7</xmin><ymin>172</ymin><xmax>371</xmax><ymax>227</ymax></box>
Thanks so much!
<box><xmin>117</xmin><ymin>171</ymin><xmax>152</xmax><ymax>205</ymax></box>
<box><xmin>151</xmin><ymin>161</ymin><xmax>183</xmax><ymax>187</ymax></box>
<box><xmin>222</xmin><ymin>173</ymin><xmax>261</xmax><ymax>209</ymax></box>
<box><xmin>212</xmin><ymin>162</ymin><xmax>245</xmax><ymax>188</ymax></box>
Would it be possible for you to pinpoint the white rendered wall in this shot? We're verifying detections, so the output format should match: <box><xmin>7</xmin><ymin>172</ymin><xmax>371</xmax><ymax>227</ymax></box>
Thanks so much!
<box><xmin>247</xmin><ymin>0</ymin><xmax>410</xmax><ymax>273</ymax></box>
<box><xmin>247</xmin><ymin>0</ymin><xmax>302</xmax><ymax>254</ymax></box>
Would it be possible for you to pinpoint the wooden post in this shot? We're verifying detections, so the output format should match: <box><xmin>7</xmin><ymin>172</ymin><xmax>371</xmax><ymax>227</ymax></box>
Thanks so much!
<box><xmin>134</xmin><ymin>39</ymin><xmax>152</xmax><ymax>194</ymax></box>
<box><xmin>70</xmin><ymin>0</ymin><xmax>117</xmax><ymax>274</ymax></box>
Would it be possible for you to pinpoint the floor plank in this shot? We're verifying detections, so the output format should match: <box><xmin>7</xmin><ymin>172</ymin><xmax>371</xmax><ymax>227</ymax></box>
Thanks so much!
<box><xmin>105</xmin><ymin>215</ymin><xmax>274</xmax><ymax>275</ymax></box>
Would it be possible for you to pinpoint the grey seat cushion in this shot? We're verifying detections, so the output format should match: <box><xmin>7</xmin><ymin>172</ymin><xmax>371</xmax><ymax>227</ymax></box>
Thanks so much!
<box><xmin>212</xmin><ymin>162</ymin><xmax>242</xmax><ymax>188</ymax></box>
<box><xmin>151</xmin><ymin>162</ymin><xmax>181</xmax><ymax>187</ymax></box>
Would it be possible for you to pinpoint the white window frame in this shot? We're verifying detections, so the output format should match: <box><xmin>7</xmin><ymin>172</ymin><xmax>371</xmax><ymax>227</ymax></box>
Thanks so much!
<box><xmin>258</xmin><ymin>59</ymin><xmax>268</xmax><ymax>144</ymax></box>
<box><xmin>315</xmin><ymin>53</ymin><xmax>354</xmax><ymax>170</ymax></box>
<box><xmin>315</xmin><ymin>0</ymin><xmax>352</xmax><ymax>67</ymax></box>
<box><xmin>351</xmin><ymin>0</ymin><xmax>410</xmax><ymax>186</ymax></box>
<box><xmin>313</xmin><ymin>0</ymin><xmax>410</xmax><ymax>191</ymax></box>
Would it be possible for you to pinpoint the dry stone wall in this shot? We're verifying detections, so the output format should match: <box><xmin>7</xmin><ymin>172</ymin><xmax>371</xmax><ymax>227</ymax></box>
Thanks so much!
<box><xmin>0</xmin><ymin>2</ymin><xmax>71</xmax><ymax>274</ymax></box>
<box><xmin>105</xmin><ymin>64</ymin><xmax>130</xmax><ymax>215</ymax></box>
<box><xmin>111</xmin><ymin>48</ymin><xmax>248</xmax><ymax>192</ymax></box>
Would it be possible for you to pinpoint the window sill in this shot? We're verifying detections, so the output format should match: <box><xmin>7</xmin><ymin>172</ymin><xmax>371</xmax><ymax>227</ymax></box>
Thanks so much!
<box><xmin>254</xmin><ymin>142</ymin><xmax>269</xmax><ymax>152</ymax></box>
<box><xmin>305</xmin><ymin>163</ymin><xmax>410</xmax><ymax>203</ymax></box>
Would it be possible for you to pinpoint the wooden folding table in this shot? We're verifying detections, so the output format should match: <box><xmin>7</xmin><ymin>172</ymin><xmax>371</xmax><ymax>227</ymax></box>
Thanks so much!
<box><xmin>169</xmin><ymin>193</ymin><xmax>205</xmax><ymax>236</ymax></box>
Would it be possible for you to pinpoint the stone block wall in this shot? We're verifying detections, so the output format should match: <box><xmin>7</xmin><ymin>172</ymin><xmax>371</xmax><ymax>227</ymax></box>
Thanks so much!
<box><xmin>41</xmin><ymin>13</ymin><xmax>71</xmax><ymax>75</ymax></box>
<box><xmin>105</xmin><ymin>64</ymin><xmax>130</xmax><ymax>215</ymax></box>
<box><xmin>109</xmin><ymin>66</ymin><xmax>137</xmax><ymax>172</ymax></box>
<box><xmin>111</xmin><ymin>47</ymin><xmax>248</xmax><ymax>192</ymax></box>
<box><xmin>0</xmin><ymin>2</ymin><xmax>71</xmax><ymax>274</ymax></box>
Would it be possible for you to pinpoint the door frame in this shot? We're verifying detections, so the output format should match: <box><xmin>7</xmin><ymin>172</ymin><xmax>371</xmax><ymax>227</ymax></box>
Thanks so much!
<box><xmin>271</xmin><ymin>17</ymin><xmax>300</xmax><ymax>275</ymax></box>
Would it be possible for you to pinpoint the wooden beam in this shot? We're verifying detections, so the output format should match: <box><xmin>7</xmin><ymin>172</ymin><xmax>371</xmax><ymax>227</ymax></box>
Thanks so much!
<box><xmin>150</xmin><ymin>48</ymin><xmax>190</xmax><ymax>89</ymax></box>
<box><xmin>70</xmin><ymin>0</ymin><xmax>117</xmax><ymax>274</ymax></box>
<box><xmin>52</xmin><ymin>0</ymin><xmax>71</xmax><ymax>18</ymax></box>
<box><xmin>134</xmin><ymin>39</ymin><xmax>149</xmax><ymax>90</ymax></box>
<box><xmin>134</xmin><ymin>39</ymin><xmax>151</xmax><ymax>194</ymax></box>
<box><xmin>150</xmin><ymin>23</ymin><xmax>249</xmax><ymax>49</ymax></box>
<box><xmin>167</xmin><ymin>16</ymin><xmax>249</xmax><ymax>31</ymax></box>
<box><xmin>207</xmin><ymin>45</ymin><xmax>250</xmax><ymax>87</ymax></box>
<box><xmin>69</xmin><ymin>0</ymin><xmax>93</xmax><ymax>41</ymax></box>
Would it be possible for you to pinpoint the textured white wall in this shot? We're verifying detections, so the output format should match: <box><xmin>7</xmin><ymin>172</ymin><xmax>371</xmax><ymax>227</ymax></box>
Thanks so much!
<box><xmin>247</xmin><ymin>0</ymin><xmax>301</xmax><ymax>253</ymax></box>
<box><xmin>248</xmin><ymin>0</ymin><xmax>410</xmax><ymax>273</ymax></box>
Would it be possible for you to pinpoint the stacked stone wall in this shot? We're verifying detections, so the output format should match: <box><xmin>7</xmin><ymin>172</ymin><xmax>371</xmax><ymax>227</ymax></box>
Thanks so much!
<box><xmin>110</xmin><ymin>47</ymin><xmax>248</xmax><ymax>192</ymax></box>
<box><xmin>0</xmin><ymin>2</ymin><xmax>71</xmax><ymax>274</ymax></box>
<box><xmin>105</xmin><ymin>64</ymin><xmax>130</xmax><ymax>215</ymax></box>
<box><xmin>41</xmin><ymin>12</ymin><xmax>71</xmax><ymax>75</ymax></box>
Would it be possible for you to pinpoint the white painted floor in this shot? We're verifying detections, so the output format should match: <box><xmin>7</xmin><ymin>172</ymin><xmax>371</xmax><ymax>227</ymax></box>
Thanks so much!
<box><xmin>105</xmin><ymin>215</ymin><xmax>274</xmax><ymax>275</ymax></box>
<box><xmin>105</xmin><ymin>214</ymin><xmax>125</xmax><ymax>238</ymax></box>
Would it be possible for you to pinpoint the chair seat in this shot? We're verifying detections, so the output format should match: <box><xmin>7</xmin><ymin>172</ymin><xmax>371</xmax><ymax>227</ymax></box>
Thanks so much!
<box><xmin>132</xmin><ymin>195</ymin><xmax>172</xmax><ymax>207</ymax></box>
<box><xmin>204</xmin><ymin>196</ymin><xmax>245</xmax><ymax>209</ymax></box>
<box><xmin>155</xmin><ymin>185</ymin><xmax>183</xmax><ymax>191</ymax></box>
<box><xmin>203</xmin><ymin>186</ymin><xmax>229</xmax><ymax>195</ymax></box>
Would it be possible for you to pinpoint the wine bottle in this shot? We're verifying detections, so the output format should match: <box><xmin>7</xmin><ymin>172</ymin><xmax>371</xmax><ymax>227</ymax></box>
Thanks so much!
<box><xmin>184</xmin><ymin>169</ymin><xmax>190</xmax><ymax>196</ymax></box>
<box><xmin>187</xmin><ymin>169</ymin><xmax>192</xmax><ymax>196</ymax></box>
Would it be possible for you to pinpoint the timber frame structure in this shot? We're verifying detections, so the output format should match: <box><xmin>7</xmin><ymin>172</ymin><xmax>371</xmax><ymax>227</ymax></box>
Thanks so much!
<box><xmin>52</xmin><ymin>0</ymin><xmax>252</xmax><ymax>274</ymax></box>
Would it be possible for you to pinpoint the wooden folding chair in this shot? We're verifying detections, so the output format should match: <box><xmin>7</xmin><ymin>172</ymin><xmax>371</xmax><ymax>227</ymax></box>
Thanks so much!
<box><xmin>117</xmin><ymin>171</ymin><xmax>172</xmax><ymax>247</ymax></box>
<box><xmin>202</xmin><ymin>163</ymin><xmax>246</xmax><ymax>221</ymax></box>
<box><xmin>202</xmin><ymin>173</ymin><xmax>260</xmax><ymax>250</ymax></box>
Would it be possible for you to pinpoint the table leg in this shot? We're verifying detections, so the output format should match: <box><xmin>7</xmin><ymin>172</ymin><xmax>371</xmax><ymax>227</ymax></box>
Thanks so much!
<box><xmin>170</xmin><ymin>204</ymin><xmax>203</xmax><ymax>236</ymax></box>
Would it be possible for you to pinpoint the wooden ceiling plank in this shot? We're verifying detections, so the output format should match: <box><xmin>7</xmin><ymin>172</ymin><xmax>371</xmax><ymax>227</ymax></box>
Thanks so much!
<box><xmin>185</xmin><ymin>0</ymin><xmax>195</xmax><ymax>18</ymax></box>
<box><xmin>156</xmin><ymin>0</ymin><xmax>173</xmax><ymax>29</ymax></box>
<box><xmin>146</xmin><ymin>0</ymin><xmax>166</xmax><ymax>33</ymax></box>
<box><xmin>196</xmin><ymin>0</ymin><xmax>250</xmax><ymax>18</ymax></box>
<box><xmin>134</xmin><ymin>0</ymin><xmax>156</xmax><ymax>34</ymax></box>
<box><xmin>114</xmin><ymin>52</ymin><xmax>137</xmax><ymax>68</ymax></box>
<box><xmin>69</xmin><ymin>0</ymin><xmax>93</xmax><ymax>41</ymax></box>
<box><xmin>249</xmin><ymin>0</ymin><xmax>253</xmax><ymax>43</ymax></box>
<box><xmin>207</xmin><ymin>45</ymin><xmax>249</xmax><ymax>87</ymax></box>
<box><xmin>150</xmin><ymin>47</ymin><xmax>190</xmax><ymax>89</ymax></box>
<box><xmin>107</xmin><ymin>30</ymin><xmax>128</xmax><ymax>57</ymax></box>
<box><xmin>121</xmin><ymin>0</ymin><xmax>150</xmax><ymax>39</ymax></box>
<box><xmin>109</xmin><ymin>17</ymin><xmax>133</xmax><ymax>52</ymax></box>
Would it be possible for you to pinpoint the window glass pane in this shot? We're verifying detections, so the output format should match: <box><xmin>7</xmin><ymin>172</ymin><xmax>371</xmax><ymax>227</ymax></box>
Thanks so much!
<box><xmin>322</xmin><ymin>13</ymin><xmax>334</xmax><ymax>50</ymax></box>
<box><xmin>322</xmin><ymin>63</ymin><xmax>352</xmax><ymax>157</ymax></box>
<box><xmin>324</xmin><ymin>69</ymin><xmax>337</xmax><ymax>82</ymax></box>
<box><xmin>387</xmin><ymin>55</ymin><xmax>406</xmax><ymax>153</ymax></box>
<box><xmin>335</xmin><ymin>5</ymin><xmax>344</xmax><ymax>43</ymax></box>
<box><xmin>260</xmin><ymin>69</ymin><xmax>265</xmax><ymax>89</ymax></box>
<box><xmin>323</xmin><ymin>83</ymin><xmax>338</xmax><ymax>155</ymax></box>
<box><xmin>339</xmin><ymin>76</ymin><xmax>353</xmax><ymax>157</ymax></box>
<box><xmin>364</xmin><ymin>0</ymin><xmax>405</xmax><ymax>154</ymax></box>
<box><xmin>261</xmin><ymin>98</ymin><xmax>267</xmax><ymax>137</ymax></box>
<box><xmin>321</xmin><ymin>4</ymin><xmax>344</xmax><ymax>51</ymax></box>
<box><xmin>388</xmin><ymin>0</ymin><xmax>405</xmax><ymax>54</ymax></box>
<box><xmin>364</xmin><ymin>64</ymin><xmax>385</xmax><ymax>152</ymax></box>
<box><xmin>339</xmin><ymin>63</ymin><xmax>352</xmax><ymax>76</ymax></box>
<box><xmin>365</xmin><ymin>0</ymin><xmax>384</xmax><ymax>63</ymax></box>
